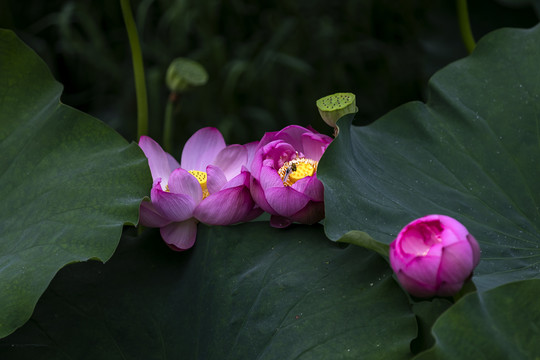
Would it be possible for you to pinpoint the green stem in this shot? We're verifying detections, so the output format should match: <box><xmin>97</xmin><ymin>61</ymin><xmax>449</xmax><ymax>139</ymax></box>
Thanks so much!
<box><xmin>457</xmin><ymin>0</ymin><xmax>476</xmax><ymax>54</ymax></box>
<box><xmin>120</xmin><ymin>0</ymin><xmax>148</xmax><ymax>139</ymax></box>
<box><xmin>337</xmin><ymin>230</ymin><xmax>390</xmax><ymax>261</ymax></box>
<box><xmin>163</xmin><ymin>92</ymin><xmax>179</xmax><ymax>153</ymax></box>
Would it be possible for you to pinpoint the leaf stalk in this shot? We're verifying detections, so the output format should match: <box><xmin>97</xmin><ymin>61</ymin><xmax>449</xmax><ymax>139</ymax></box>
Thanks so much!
<box><xmin>457</xmin><ymin>0</ymin><xmax>476</xmax><ymax>54</ymax></box>
<box><xmin>120</xmin><ymin>0</ymin><xmax>149</xmax><ymax>139</ymax></box>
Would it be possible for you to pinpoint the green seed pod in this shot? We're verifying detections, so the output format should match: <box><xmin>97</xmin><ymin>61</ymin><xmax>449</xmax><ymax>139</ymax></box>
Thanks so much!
<box><xmin>166</xmin><ymin>57</ymin><xmax>209</xmax><ymax>93</ymax></box>
<box><xmin>316</xmin><ymin>92</ymin><xmax>358</xmax><ymax>129</ymax></box>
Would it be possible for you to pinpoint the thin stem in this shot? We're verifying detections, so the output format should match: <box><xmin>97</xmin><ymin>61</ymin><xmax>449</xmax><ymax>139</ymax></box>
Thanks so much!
<box><xmin>120</xmin><ymin>0</ymin><xmax>148</xmax><ymax>139</ymax></box>
<box><xmin>163</xmin><ymin>92</ymin><xmax>179</xmax><ymax>153</ymax></box>
<box><xmin>457</xmin><ymin>0</ymin><xmax>476</xmax><ymax>54</ymax></box>
<box><xmin>337</xmin><ymin>230</ymin><xmax>390</xmax><ymax>261</ymax></box>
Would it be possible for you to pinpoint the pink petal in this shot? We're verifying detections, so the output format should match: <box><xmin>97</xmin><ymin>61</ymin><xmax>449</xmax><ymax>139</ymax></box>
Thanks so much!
<box><xmin>194</xmin><ymin>186</ymin><xmax>254</xmax><ymax>225</ymax></box>
<box><xmin>207</xmin><ymin>165</ymin><xmax>227</xmax><ymax>194</ymax></box>
<box><xmin>265</xmin><ymin>186</ymin><xmax>310</xmax><ymax>218</ymax></box>
<box><xmin>151</xmin><ymin>183</ymin><xmax>196</xmax><ymax>222</ymax></box>
<box><xmin>389</xmin><ymin>242</ymin><xmax>403</xmax><ymax>273</ymax></box>
<box><xmin>258</xmin><ymin>131</ymin><xmax>282</xmax><ymax>150</ymax></box>
<box><xmin>289</xmin><ymin>200</ymin><xmax>324</xmax><ymax>225</ymax></box>
<box><xmin>250</xmin><ymin>140</ymin><xmax>295</xmax><ymax>180</ymax></box>
<box><xmin>402</xmin><ymin>255</ymin><xmax>442</xmax><ymax>288</ymax></box>
<box><xmin>167</xmin><ymin>168</ymin><xmax>203</xmax><ymax>203</ymax></box>
<box><xmin>274</xmin><ymin>125</ymin><xmax>312</xmax><ymax>151</ymax></box>
<box><xmin>242</xmin><ymin>205</ymin><xmax>264</xmax><ymax>222</ymax></box>
<box><xmin>425</xmin><ymin>242</ymin><xmax>444</xmax><ymax>258</ymax></box>
<box><xmin>270</xmin><ymin>215</ymin><xmax>292</xmax><ymax>228</ymax></box>
<box><xmin>301</xmin><ymin>132</ymin><xmax>332</xmax><ymax>162</ymax></box>
<box><xmin>261</xmin><ymin>141</ymin><xmax>297</xmax><ymax>170</ymax></box>
<box><xmin>439</xmin><ymin>215</ymin><xmax>470</xmax><ymax>240</ymax></box>
<box><xmin>181</xmin><ymin>127</ymin><xmax>226</xmax><ymax>171</ymax></box>
<box><xmin>244</xmin><ymin>141</ymin><xmax>259</xmax><ymax>169</ymax></box>
<box><xmin>439</xmin><ymin>227</ymin><xmax>460</xmax><ymax>246</ymax></box>
<box><xmin>160</xmin><ymin>218</ymin><xmax>198</xmax><ymax>251</ymax></box>
<box><xmin>290</xmin><ymin>176</ymin><xmax>324</xmax><ymax>201</ymax></box>
<box><xmin>250</xmin><ymin>177</ymin><xmax>276</xmax><ymax>215</ymax></box>
<box><xmin>139</xmin><ymin>201</ymin><xmax>171</xmax><ymax>228</ymax></box>
<box><xmin>396</xmin><ymin>270</ymin><xmax>436</xmax><ymax>298</ymax></box>
<box><xmin>398</xmin><ymin>224</ymin><xmax>443</xmax><ymax>257</ymax></box>
<box><xmin>467</xmin><ymin>234</ymin><xmax>481</xmax><ymax>267</ymax></box>
<box><xmin>139</xmin><ymin>136</ymin><xmax>176</xmax><ymax>182</ymax></box>
<box><xmin>212</xmin><ymin>144</ymin><xmax>247</xmax><ymax>181</ymax></box>
<box><xmin>166</xmin><ymin>152</ymin><xmax>181</xmax><ymax>171</ymax></box>
<box><xmin>221</xmin><ymin>171</ymin><xmax>250</xmax><ymax>190</ymax></box>
<box><xmin>437</xmin><ymin>241</ymin><xmax>475</xmax><ymax>284</ymax></box>
<box><xmin>390</xmin><ymin>241</ymin><xmax>416</xmax><ymax>273</ymax></box>
<box><xmin>260</xmin><ymin>165</ymin><xmax>284</xmax><ymax>190</ymax></box>
<box><xmin>250</xmin><ymin>147</ymin><xmax>265</xmax><ymax>179</ymax></box>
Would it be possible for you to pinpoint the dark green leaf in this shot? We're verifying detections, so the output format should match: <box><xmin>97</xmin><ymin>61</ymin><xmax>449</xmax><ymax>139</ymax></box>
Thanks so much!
<box><xmin>414</xmin><ymin>279</ymin><xmax>540</xmax><ymax>359</ymax></box>
<box><xmin>0</xmin><ymin>223</ymin><xmax>416</xmax><ymax>359</ymax></box>
<box><xmin>0</xmin><ymin>29</ymin><xmax>151</xmax><ymax>338</ymax></box>
<box><xmin>319</xmin><ymin>25</ymin><xmax>540</xmax><ymax>291</ymax></box>
<box><xmin>410</xmin><ymin>299</ymin><xmax>452</xmax><ymax>354</ymax></box>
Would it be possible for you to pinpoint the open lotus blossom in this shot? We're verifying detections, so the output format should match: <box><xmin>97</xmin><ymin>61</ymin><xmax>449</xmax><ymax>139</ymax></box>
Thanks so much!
<box><xmin>139</xmin><ymin>128</ymin><xmax>261</xmax><ymax>251</ymax></box>
<box><xmin>389</xmin><ymin>214</ymin><xmax>481</xmax><ymax>298</ymax></box>
<box><xmin>250</xmin><ymin>125</ymin><xmax>333</xmax><ymax>228</ymax></box>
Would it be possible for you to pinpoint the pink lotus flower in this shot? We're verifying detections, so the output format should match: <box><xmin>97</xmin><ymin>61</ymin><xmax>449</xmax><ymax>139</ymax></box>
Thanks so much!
<box><xmin>250</xmin><ymin>125</ymin><xmax>333</xmax><ymax>228</ymax></box>
<box><xmin>138</xmin><ymin>128</ymin><xmax>261</xmax><ymax>251</ymax></box>
<box><xmin>389</xmin><ymin>214</ymin><xmax>481</xmax><ymax>298</ymax></box>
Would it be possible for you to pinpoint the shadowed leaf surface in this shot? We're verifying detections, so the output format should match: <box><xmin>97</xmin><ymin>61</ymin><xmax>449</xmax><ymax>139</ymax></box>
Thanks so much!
<box><xmin>0</xmin><ymin>224</ymin><xmax>416</xmax><ymax>359</ymax></box>
<box><xmin>415</xmin><ymin>279</ymin><xmax>540</xmax><ymax>359</ymax></box>
<box><xmin>319</xmin><ymin>25</ymin><xmax>540</xmax><ymax>292</ymax></box>
<box><xmin>0</xmin><ymin>29</ymin><xmax>151</xmax><ymax>338</ymax></box>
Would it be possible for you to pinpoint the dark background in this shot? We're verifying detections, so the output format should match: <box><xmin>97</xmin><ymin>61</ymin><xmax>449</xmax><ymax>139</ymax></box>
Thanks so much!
<box><xmin>1</xmin><ymin>0</ymin><xmax>537</xmax><ymax>152</ymax></box>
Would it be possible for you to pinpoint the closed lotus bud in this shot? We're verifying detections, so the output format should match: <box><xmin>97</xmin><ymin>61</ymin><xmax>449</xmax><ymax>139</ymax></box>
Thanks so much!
<box><xmin>166</xmin><ymin>57</ymin><xmax>208</xmax><ymax>93</ymax></box>
<box><xmin>316</xmin><ymin>92</ymin><xmax>358</xmax><ymax>130</ymax></box>
<box><xmin>389</xmin><ymin>214</ymin><xmax>481</xmax><ymax>298</ymax></box>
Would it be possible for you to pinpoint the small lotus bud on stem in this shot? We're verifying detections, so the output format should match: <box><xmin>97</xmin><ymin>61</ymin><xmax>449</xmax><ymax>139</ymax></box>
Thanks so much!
<box><xmin>316</xmin><ymin>92</ymin><xmax>358</xmax><ymax>136</ymax></box>
<box><xmin>166</xmin><ymin>57</ymin><xmax>209</xmax><ymax>93</ymax></box>
<box><xmin>163</xmin><ymin>58</ymin><xmax>209</xmax><ymax>152</ymax></box>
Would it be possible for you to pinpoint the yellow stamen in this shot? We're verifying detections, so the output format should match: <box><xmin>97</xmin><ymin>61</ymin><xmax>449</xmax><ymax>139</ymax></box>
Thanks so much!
<box><xmin>278</xmin><ymin>158</ymin><xmax>318</xmax><ymax>186</ymax></box>
<box><xmin>188</xmin><ymin>170</ymin><xmax>209</xmax><ymax>199</ymax></box>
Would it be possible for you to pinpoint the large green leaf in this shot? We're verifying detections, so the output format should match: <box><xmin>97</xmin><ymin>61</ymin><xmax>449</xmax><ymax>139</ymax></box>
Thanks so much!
<box><xmin>0</xmin><ymin>30</ymin><xmax>151</xmax><ymax>338</ymax></box>
<box><xmin>319</xmin><ymin>25</ymin><xmax>540</xmax><ymax>291</ymax></box>
<box><xmin>414</xmin><ymin>279</ymin><xmax>540</xmax><ymax>359</ymax></box>
<box><xmin>0</xmin><ymin>223</ymin><xmax>416</xmax><ymax>359</ymax></box>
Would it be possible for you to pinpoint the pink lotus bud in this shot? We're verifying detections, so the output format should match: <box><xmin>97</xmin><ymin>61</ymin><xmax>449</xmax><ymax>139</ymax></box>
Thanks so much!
<box><xmin>389</xmin><ymin>214</ymin><xmax>481</xmax><ymax>298</ymax></box>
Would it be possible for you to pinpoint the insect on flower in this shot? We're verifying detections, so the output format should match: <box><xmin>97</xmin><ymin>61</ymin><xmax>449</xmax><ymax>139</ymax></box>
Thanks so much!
<box><xmin>282</xmin><ymin>163</ymin><xmax>297</xmax><ymax>184</ymax></box>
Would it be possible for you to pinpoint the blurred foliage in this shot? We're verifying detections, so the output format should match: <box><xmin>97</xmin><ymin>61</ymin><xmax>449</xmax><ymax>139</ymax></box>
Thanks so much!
<box><xmin>1</xmin><ymin>0</ymin><xmax>537</xmax><ymax>151</ymax></box>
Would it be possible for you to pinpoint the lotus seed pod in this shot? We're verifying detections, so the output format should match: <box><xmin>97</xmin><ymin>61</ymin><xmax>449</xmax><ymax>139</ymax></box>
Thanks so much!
<box><xmin>166</xmin><ymin>57</ymin><xmax>209</xmax><ymax>93</ymax></box>
<box><xmin>316</xmin><ymin>92</ymin><xmax>358</xmax><ymax>129</ymax></box>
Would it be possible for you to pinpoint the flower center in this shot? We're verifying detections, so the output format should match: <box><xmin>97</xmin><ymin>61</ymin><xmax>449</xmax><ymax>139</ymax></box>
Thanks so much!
<box><xmin>188</xmin><ymin>170</ymin><xmax>209</xmax><ymax>199</ymax></box>
<box><xmin>278</xmin><ymin>158</ymin><xmax>318</xmax><ymax>186</ymax></box>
